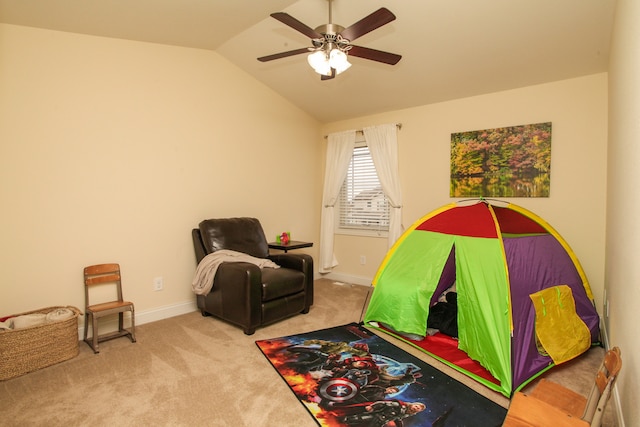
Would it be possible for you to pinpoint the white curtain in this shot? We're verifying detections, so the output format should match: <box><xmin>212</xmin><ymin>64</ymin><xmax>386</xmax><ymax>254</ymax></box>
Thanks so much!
<box><xmin>319</xmin><ymin>130</ymin><xmax>356</xmax><ymax>273</ymax></box>
<box><xmin>363</xmin><ymin>124</ymin><xmax>404</xmax><ymax>248</ymax></box>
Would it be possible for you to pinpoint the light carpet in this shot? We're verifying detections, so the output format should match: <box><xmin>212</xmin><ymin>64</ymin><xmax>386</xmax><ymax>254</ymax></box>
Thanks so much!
<box><xmin>0</xmin><ymin>279</ymin><xmax>614</xmax><ymax>426</ymax></box>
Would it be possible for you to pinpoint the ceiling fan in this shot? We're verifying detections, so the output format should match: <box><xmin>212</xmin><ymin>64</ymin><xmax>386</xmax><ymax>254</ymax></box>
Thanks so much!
<box><xmin>257</xmin><ymin>0</ymin><xmax>402</xmax><ymax>80</ymax></box>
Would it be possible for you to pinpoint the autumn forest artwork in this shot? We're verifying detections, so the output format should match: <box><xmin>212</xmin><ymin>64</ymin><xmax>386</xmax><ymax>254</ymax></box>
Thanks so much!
<box><xmin>450</xmin><ymin>122</ymin><xmax>552</xmax><ymax>197</ymax></box>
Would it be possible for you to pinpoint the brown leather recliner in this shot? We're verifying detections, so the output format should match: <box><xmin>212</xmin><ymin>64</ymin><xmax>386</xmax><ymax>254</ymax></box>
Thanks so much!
<box><xmin>192</xmin><ymin>217</ymin><xmax>313</xmax><ymax>335</ymax></box>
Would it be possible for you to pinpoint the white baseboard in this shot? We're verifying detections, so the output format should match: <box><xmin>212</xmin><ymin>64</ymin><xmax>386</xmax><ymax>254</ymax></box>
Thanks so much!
<box><xmin>319</xmin><ymin>272</ymin><xmax>373</xmax><ymax>287</ymax></box>
<box><xmin>135</xmin><ymin>300</ymin><xmax>198</xmax><ymax>325</ymax></box>
<box><xmin>77</xmin><ymin>300</ymin><xmax>197</xmax><ymax>340</ymax></box>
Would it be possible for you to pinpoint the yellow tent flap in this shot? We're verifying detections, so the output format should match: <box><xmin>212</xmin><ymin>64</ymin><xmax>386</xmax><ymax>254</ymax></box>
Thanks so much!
<box><xmin>530</xmin><ymin>285</ymin><xmax>591</xmax><ymax>365</ymax></box>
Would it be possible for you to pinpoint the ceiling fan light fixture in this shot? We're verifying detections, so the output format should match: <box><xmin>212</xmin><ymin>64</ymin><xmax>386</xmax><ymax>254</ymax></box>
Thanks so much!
<box><xmin>307</xmin><ymin>50</ymin><xmax>332</xmax><ymax>76</ymax></box>
<box><xmin>329</xmin><ymin>48</ymin><xmax>351</xmax><ymax>74</ymax></box>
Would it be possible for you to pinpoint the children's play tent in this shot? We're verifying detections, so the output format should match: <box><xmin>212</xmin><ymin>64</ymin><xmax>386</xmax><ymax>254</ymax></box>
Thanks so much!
<box><xmin>364</xmin><ymin>200</ymin><xmax>601</xmax><ymax>397</ymax></box>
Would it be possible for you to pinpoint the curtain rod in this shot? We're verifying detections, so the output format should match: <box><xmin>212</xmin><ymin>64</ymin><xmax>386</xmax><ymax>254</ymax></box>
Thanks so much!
<box><xmin>324</xmin><ymin>123</ymin><xmax>402</xmax><ymax>139</ymax></box>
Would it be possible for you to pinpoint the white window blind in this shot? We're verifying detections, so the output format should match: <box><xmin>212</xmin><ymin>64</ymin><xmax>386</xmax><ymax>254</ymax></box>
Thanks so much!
<box><xmin>338</xmin><ymin>145</ymin><xmax>390</xmax><ymax>232</ymax></box>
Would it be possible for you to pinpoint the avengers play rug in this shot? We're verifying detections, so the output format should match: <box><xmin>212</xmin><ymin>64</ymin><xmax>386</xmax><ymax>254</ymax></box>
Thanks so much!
<box><xmin>256</xmin><ymin>323</ymin><xmax>506</xmax><ymax>427</ymax></box>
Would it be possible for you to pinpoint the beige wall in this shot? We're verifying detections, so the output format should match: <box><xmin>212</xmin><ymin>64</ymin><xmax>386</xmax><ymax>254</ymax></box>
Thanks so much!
<box><xmin>2</xmin><ymin>16</ymin><xmax>632</xmax><ymax>426</ymax></box>
<box><xmin>0</xmin><ymin>24</ymin><xmax>323</xmax><ymax>319</ymax></box>
<box><xmin>322</xmin><ymin>74</ymin><xmax>609</xmax><ymax>313</ymax></box>
<box><xmin>606</xmin><ymin>0</ymin><xmax>640</xmax><ymax>424</ymax></box>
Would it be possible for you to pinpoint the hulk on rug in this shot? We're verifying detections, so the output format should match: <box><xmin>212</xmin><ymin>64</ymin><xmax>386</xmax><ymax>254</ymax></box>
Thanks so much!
<box><xmin>256</xmin><ymin>323</ymin><xmax>506</xmax><ymax>427</ymax></box>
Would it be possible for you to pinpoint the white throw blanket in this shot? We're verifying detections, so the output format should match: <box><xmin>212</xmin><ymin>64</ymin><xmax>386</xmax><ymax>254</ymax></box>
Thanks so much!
<box><xmin>191</xmin><ymin>249</ymin><xmax>280</xmax><ymax>296</ymax></box>
<box><xmin>0</xmin><ymin>308</ymin><xmax>75</xmax><ymax>330</ymax></box>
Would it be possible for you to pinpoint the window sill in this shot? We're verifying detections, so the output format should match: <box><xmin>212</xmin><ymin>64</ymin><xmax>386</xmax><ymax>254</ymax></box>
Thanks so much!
<box><xmin>335</xmin><ymin>228</ymin><xmax>389</xmax><ymax>238</ymax></box>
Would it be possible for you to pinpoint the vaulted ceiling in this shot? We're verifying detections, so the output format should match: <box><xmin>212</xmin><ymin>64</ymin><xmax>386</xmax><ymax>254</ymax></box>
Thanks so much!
<box><xmin>0</xmin><ymin>0</ymin><xmax>616</xmax><ymax>123</ymax></box>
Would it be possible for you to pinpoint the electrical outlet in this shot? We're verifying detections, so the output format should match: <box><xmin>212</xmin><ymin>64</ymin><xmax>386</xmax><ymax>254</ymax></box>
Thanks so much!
<box><xmin>360</xmin><ymin>255</ymin><xmax>366</xmax><ymax>265</ymax></box>
<box><xmin>153</xmin><ymin>276</ymin><xmax>163</xmax><ymax>291</ymax></box>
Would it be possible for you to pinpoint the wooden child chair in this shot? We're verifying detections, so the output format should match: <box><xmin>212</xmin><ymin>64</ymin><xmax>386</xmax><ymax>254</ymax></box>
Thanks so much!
<box><xmin>503</xmin><ymin>347</ymin><xmax>621</xmax><ymax>426</ymax></box>
<box><xmin>83</xmin><ymin>263</ymin><xmax>136</xmax><ymax>353</ymax></box>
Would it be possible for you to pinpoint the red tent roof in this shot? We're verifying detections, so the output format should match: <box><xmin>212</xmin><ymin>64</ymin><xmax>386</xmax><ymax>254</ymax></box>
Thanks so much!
<box><xmin>415</xmin><ymin>203</ymin><xmax>548</xmax><ymax>238</ymax></box>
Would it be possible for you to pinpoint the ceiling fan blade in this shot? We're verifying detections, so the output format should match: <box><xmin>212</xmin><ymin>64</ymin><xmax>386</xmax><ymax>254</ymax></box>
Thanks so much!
<box><xmin>339</xmin><ymin>8</ymin><xmax>396</xmax><ymax>42</ymax></box>
<box><xmin>348</xmin><ymin>45</ymin><xmax>402</xmax><ymax>65</ymax></box>
<box><xmin>270</xmin><ymin>12</ymin><xmax>323</xmax><ymax>39</ymax></box>
<box><xmin>258</xmin><ymin>48</ymin><xmax>310</xmax><ymax>62</ymax></box>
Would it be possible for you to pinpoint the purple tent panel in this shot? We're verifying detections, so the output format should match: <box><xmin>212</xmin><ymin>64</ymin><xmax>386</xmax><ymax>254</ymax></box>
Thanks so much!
<box><xmin>505</xmin><ymin>234</ymin><xmax>600</xmax><ymax>388</ymax></box>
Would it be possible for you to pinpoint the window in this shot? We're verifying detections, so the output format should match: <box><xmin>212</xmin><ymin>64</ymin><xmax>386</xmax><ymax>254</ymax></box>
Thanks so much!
<box><xmin>337</xmin><ymin>143</ymin><xmax>390</xmax><ymax>235</ymax></box>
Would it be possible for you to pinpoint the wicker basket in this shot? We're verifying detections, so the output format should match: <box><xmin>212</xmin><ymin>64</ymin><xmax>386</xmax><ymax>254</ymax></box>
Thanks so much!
<box><xmin>0</xmin><ymin>306</ymin><xmax>81</xmax><ymax>381</ymax></box>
